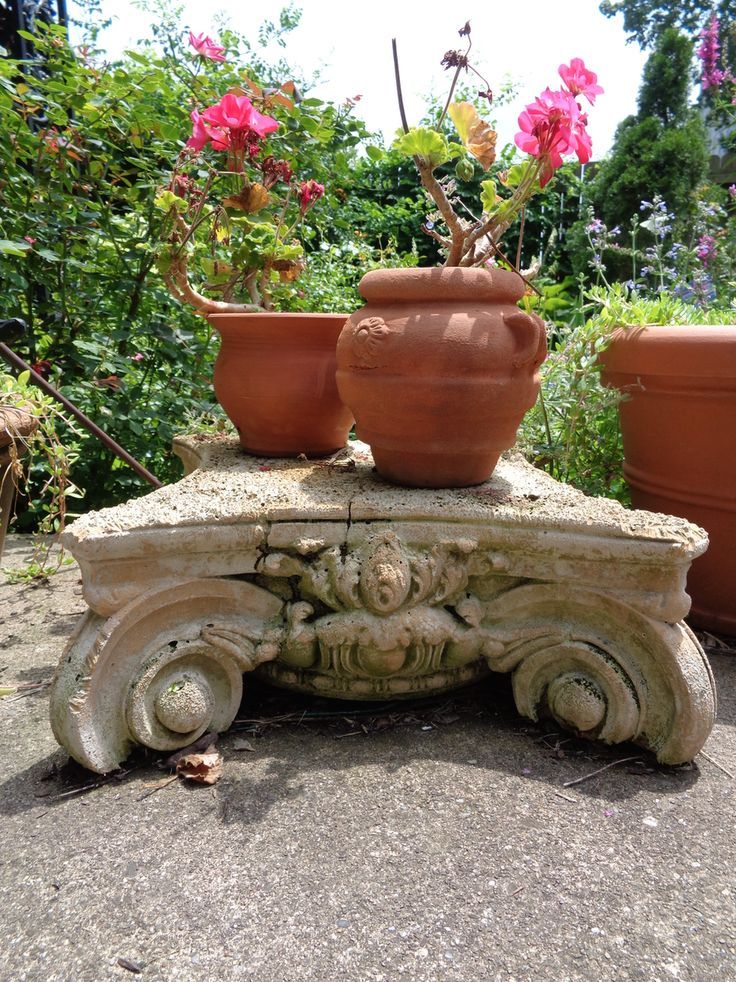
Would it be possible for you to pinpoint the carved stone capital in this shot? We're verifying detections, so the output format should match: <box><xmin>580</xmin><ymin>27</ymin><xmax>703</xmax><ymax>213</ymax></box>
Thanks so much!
<box><xmin>50</xmin><ymin>437</ymin><xmax>716</xmax><ymax>772</ymax></box>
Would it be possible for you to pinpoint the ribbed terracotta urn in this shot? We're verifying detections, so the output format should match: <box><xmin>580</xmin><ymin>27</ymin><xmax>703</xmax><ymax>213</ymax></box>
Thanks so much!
<box><xmin>208</xmin><ymin>312</ymin><xmax>353</xmax><ymax>458</ymax></box>
<box><xmin>335</xmin><ymin>267</ymin><xmax>547</xmax><ymax>488</ymax></box>
<box><xmin>601</xmin><ymin>324</ymin><xmax>736</xmax><ymax>635</ymax></box>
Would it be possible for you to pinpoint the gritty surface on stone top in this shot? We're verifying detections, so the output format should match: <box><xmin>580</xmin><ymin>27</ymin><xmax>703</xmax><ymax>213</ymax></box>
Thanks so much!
<box><xmin>63</xmin><ymin>434</ymin><xmax>706</xmax><ymax>551</ymax></box>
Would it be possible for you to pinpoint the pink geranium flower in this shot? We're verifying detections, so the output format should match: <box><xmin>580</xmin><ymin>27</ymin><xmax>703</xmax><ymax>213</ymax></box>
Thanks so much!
<box><xmin>188</xmin><ymin>31</ymin><xmax>227</xmax><ymax>63</ymax></box>
<box><xmin>187</xmin><ymin>95</ymin><xmax>279</xmax><ymax>163</ymax></box>
<box><xmin>559</xmin><ymin>58</ymin><xmax>604</xmax><ymax>105</ymax></box>
<box><xmin>515</xmin><ymin>87</ymin><xmax>591</xmax><ymax>186</ymax></box>
<box><xmin>186</xmin><ymin>110</ymin><xmax>217</xmax><ymax>151</ymax></box>
<box><xmin>201</xmin><ymin>94</ymin><xmax>279</xmax><ymax>146</ymax></box>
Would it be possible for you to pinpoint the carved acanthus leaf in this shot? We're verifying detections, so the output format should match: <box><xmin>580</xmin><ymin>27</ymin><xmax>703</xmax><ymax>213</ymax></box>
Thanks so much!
<box><xmin>201</xmin><ymin>623</ymin><xmax>280</xmax><ymax>671</ymax></box>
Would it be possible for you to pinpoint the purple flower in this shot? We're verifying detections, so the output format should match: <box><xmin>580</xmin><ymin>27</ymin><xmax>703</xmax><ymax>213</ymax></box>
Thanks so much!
<box><xmin>698</xmin><ymin>16</ymin><xmax>727</xmax><ymax>90</ymax></box>
<box><xmin>696</xmin><ymin>233</ymin><xmax>717</xmax><ymax>267</ymax></box>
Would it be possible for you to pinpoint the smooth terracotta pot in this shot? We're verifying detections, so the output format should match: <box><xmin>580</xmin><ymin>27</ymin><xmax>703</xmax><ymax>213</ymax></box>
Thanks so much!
<box><xmin>601</xmin><ymin>324</ymin><xmax>736</xmax><ymax>634</ymax></box>
<box><xmin>335</xmin><ymin>267</ymin><xmax>547</xmax><ymax>488</ymax></box>
<box><xmin>207</xmin><ymin>312</ymin><xmax>354</xmax><ymax>457</ymax></box>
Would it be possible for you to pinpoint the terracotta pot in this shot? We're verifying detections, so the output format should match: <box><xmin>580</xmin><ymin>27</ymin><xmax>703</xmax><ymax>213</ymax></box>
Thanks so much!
<box><xmin>207</xmin><ymin>312</ymin><xmax>354</xmax><ymax>457</ymax></box>
<box><xmin>601</xmin><ymin>324</ymin><xmax>736</xmax><ymax>634</ymax></box>
<box><xmin>335</xmin><ymin>267</ymin><xmax>547</xmax><ymax>487</ymax></box>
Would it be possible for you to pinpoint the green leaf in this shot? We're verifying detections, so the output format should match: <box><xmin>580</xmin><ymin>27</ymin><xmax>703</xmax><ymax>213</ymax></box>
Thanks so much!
<box><xmin>154</xmin><ymin>190</ymin><xmax>187</xmax><ymax>213</ymax></box>
<box><xmin>393</xmin><ymin>128</ymin><xmax>453</xmax><ymax>169</ymax></box>
<box><xmin>501</xmin><ymin>160</ymin><xmax>536</xmax><ymax>189</ymax></box>
<box><xmin>0</xmin><ymin>239</ymin><xmax>31</xmax><ymax>257</ymax></box>
<box><xmin>480</xmin><ymin>179</ymin><xmax>498</xmax><ymax>213</ymax></box>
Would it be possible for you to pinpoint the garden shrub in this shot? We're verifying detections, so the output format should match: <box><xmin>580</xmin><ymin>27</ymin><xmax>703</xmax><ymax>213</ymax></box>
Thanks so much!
<box><xmin>0</xmin><ymin>8</ymin><xmax>375</xmax><ymax>519</ymax></box>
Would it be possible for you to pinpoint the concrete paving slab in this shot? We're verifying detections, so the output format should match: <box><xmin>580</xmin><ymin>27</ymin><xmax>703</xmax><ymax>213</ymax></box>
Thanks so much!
<box><xmin>1</xmin><ymin>535</ymin><xmax>735</xmax><ymax>981</ymax></box>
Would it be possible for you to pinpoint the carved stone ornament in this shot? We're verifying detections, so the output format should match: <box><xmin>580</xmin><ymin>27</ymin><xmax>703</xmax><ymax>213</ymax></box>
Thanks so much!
<box><xmin>50</xmin><ymin>436</ymin><xmax>717</xmax><ymax>773</ymax></box>
<box><xmin>254</xmin><ymin>531</ymin><xmax>503</xmax><ymax>696</ymax></box>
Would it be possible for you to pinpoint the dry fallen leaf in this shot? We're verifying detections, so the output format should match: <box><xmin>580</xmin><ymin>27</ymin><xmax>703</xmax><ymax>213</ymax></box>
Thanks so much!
<box><xmin>232</xmin><ymin>738</ymin><xmax>256</xmax><ymax>752</ymax></box>
<box><xmin>175</xmin><ymin>747</ymin><xmax>223</xmax><ymax>785</ymax></box>
<box><xmin>117</xmin><ymin>957</ymin><xmax>143</xmax><ymax>974</ymax></box>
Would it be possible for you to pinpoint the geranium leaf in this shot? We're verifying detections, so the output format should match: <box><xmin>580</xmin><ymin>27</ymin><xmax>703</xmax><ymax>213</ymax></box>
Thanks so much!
<box><xmin>393</xmin><ymin>127</ymin><xmax>452</xmax><ymax>169</ymax></box>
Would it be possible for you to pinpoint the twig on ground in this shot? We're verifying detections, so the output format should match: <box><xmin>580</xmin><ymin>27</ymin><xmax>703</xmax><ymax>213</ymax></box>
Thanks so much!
<box><xmin>700</xmin><ymin>750</ymin><xmax>735</xmax><ymax>779</ymax></box>
<box><xmin>6</xmin><ymin>679</ymin><xmax>52</xmax><ymax>701</ymax></box>
<box><xmin>137</xmin><ymin>775</ymin><xmax>179</xmax><ymax>801</ymax></box>
<box><xmin>553</xmin><ymin>789</ymin><xmax>577</xmax><ymax>803</ymax></box>
<box><xmin>563</xmin><ymin>755</ymin><xmax>643</xmax><ymax>788</ymax></box>
<box><xmin>47</xmin><ymin>767</ymin><xmax>135</xmax><ymax>801</ymax></box>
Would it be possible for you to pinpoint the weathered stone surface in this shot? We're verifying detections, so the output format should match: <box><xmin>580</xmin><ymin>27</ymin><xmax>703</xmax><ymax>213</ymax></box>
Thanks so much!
<box><xmin>51</xmin><ymin>436</ymin><xmax>716</xmax><ymax>772</ymax></box>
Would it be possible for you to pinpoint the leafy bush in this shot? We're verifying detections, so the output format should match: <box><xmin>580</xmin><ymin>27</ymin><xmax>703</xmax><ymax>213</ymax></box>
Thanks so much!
<box><xmin>0</xmin><ymin>368</ymin><xmax>83</xmax><ymax>577</ymax></box>
<box><xmin>0</xmin><ymin>10</ymin><xmax>375</xmax><ymax>516</ymax></box>
<box><xmin>519</xmin><ymin>282</ymin><xmax>736</xmax><ymax>503</ymax></box>
<box><xmin>518</xmin><ymin>304</ymin><xmax>627</xmax><ymax>502</ymax></box>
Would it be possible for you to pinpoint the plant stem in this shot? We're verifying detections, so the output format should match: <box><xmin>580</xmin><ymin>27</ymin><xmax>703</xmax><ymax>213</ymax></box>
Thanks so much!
<box><xmin>538</xmin><ymin>383</ymin><xmax>553</xmax><ymax>453</ymax></box>
<box><xmin>415</xmin><ymin>160</ymin><xmax>466</xmax><ymax>265</ymax></box>
<box><xmin>437</xmin><ymin>32</ymin><xmax>473</xmax><ymax>128</ymax></box>
<box><xmin>391</xmin><ymin>39</ymin><xmax>410</xmax><ymax>134</ymax></box>
<box><xmin>516</xmin><ymin>206</ymin><xmax>526</xmax><ymax>270</ymax></box>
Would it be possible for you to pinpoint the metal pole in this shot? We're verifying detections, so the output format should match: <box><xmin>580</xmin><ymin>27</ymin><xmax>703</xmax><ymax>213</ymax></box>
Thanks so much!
<box><xmin>0</xmin><ymin>337</ymin><xmax>163</xmax><ymax>489</ymax></box>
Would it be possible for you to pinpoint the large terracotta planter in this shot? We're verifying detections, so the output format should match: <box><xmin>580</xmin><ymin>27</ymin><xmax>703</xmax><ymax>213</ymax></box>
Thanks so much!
<box><xmin>335</xmin><ymin>267</ymin><xmax>547</xmax><ymax>488</ymax></box>
<box><xmin>207</xmin><ymin>312</ymin><xmax>353</xmax><ymax>457</ymax></box>
<box><xmin>601</xmin><ymin>325</ymin><xmax>736</xmax><ymax>634</ymax></box>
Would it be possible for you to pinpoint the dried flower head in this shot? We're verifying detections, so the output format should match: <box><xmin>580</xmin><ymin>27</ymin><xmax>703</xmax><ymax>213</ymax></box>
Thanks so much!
<box><xmin>442</xmin><ymin>50</ymin><xmax>468</xmax><ymax>70</ymax></box>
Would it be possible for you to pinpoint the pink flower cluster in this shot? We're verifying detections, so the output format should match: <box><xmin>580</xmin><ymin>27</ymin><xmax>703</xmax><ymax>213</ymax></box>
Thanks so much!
<box><xmin>515</xmin><ymin>58</ymin><xmax>602</xmax><ymax>187</ymax></box>
<box><xmin>188</xmin><ymin>31</ymin><xmax>226</xmax><ymax>63</ymax></box>
<box><xmin>697</xmin><ymin>16</ymin><xmax>727</xmax><ymax>91</ymax></box>
<box><xmin>187</xmin><ymin>94</ymin><xmax>279</xmax><ymax>156</ymax></box>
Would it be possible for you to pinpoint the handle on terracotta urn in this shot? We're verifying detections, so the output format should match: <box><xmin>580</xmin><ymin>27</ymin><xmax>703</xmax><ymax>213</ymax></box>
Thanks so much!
<box><xmin>504</xmin><ymin>311</ymin><xmax>546</xmax><ymax>368</ymax></box>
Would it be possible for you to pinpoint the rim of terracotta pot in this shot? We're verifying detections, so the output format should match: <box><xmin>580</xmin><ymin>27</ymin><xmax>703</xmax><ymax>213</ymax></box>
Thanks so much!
<box><xmin>602</xmin><ymin>324</ymin><xmax>736</xmax><ymax>378</ymax></box>
<box><xmin>357</xmin><ymin>266</ymin><xmax>525</xmax><ymax>304</ymax></box>
<box><xmin>206</xmin><ymin>311</ymin><xmax>350</xmax><ymax>324</ymax></box>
